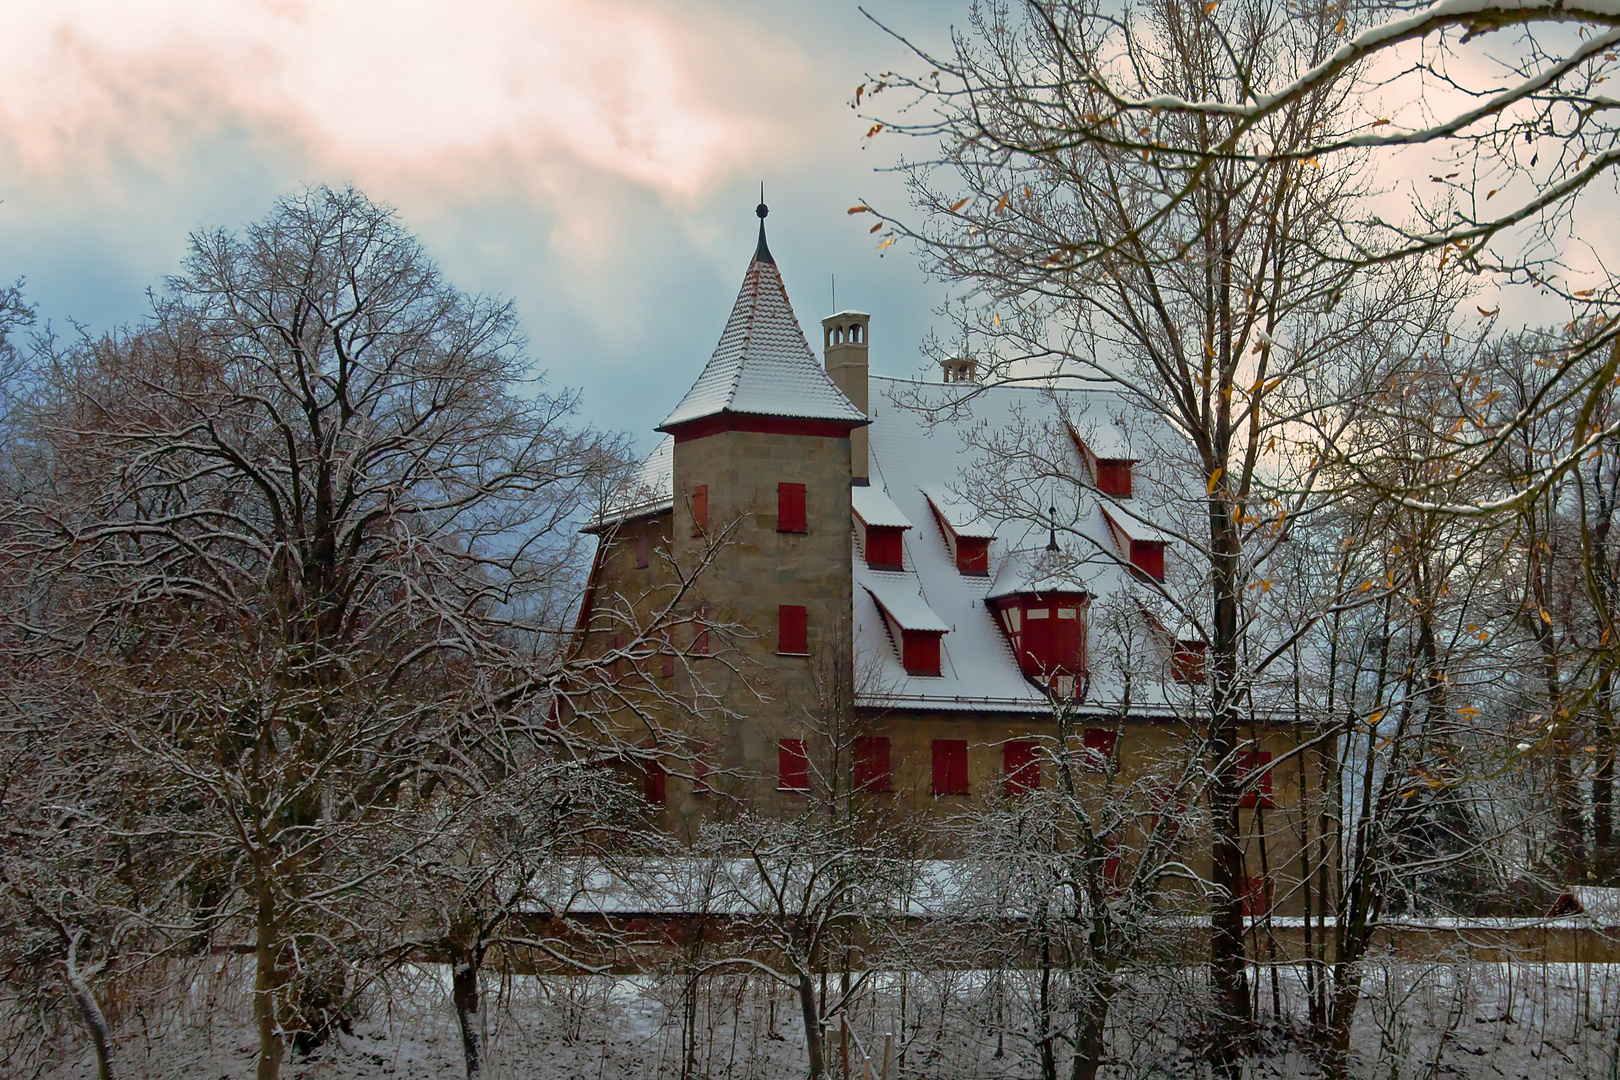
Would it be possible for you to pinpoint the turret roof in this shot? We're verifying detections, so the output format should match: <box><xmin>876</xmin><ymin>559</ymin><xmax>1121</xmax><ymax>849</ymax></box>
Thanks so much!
<box><xmin>658</xmin><ymin>220</ymin><xmax>867</xmax><ymax>432</ymax></box>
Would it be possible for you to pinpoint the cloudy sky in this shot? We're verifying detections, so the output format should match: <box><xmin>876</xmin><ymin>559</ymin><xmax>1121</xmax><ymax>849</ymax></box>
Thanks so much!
<box><xmin>0</xmin><ymin>0</ymin><xmax>966</xmax><ymax>452</ymax></box>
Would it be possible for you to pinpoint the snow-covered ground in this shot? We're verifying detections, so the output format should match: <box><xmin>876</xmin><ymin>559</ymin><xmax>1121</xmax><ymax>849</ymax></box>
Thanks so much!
<box><xmin>12</xmin><ymin>959</ymin><xmax>1620</xmax><ymax>1079</ymax></box>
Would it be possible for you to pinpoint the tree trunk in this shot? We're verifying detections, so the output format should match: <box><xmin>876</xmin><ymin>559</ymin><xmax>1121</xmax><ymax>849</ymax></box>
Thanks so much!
<box><xmin>797</xmin><ymin>973</ymin><xmax>825</xmax><ymax>1078</ymax></box>
<box><xmin>452</xmin><ymin>951</ymin><xmax>482</xmax><ymax>1077</ymax></box>
<box><xmin>62</xmin><ymin>934</ymin><xmax>115</xmax><ymax>1080</ymax></box>
<box><xmin>1596</xmin><ymin>678</ymin><xmax>1616</xmax><ymax>882</ymax></box>
<box><xmin>1209</xmin><ymin>505</ymin><xmax>1252</xmax><ymax>1072</ymax></box>
<box><xmin>1069</xmin><ymin>978</ymin><xmax>1113</xmax><ymax>1080</ymax></box>
<box><xmin>255</xmin><ymin>877</ymin><xmax>285</xmax><ymax>1080</ymax></box>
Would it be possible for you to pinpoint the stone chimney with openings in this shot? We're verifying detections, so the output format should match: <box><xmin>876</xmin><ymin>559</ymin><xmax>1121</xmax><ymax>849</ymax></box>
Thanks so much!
<box><xmin>822</xmin><ymin>310</ymin><xmax>871</xmax><ymax>485</ymax></box>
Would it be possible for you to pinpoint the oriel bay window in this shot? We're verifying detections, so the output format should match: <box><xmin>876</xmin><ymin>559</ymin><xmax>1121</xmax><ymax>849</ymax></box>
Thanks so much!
<box><xmin>991</xmin><ymin>592</ymin><xmax>1089</xmax><ymax>695</ymax></box>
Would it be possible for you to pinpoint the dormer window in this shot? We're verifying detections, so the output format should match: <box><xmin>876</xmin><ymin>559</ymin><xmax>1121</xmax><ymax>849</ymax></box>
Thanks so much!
<box><xmin>863</xmin><ymin>580</ymin><xmax>950</xmax><ymax>678</ymax></box>
<box><xmin>1101</xmin><ymin>508</ymin><xmax>1169</xmax><ymax>584</ymax></box>
<box><xmin>852</xmin><ymin>486</ymin><xmax>913</xmax><ymax>572</ymax></box>
<box><xmin>922</xmin><ymin>486</ymin><xmax>995</xmax><ymax>577</ymax></box>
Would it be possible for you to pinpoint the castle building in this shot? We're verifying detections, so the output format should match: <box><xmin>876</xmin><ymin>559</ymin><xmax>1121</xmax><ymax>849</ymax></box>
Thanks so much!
<box><xmin>574</xmin><ymin>206</ymin><xmax>1317</xmax><ymax>913</ymax></box>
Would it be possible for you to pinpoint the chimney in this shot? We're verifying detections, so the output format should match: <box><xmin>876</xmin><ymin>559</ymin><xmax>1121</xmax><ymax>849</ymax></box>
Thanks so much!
<box><xmin>822</xmin><ymin>310</ymin><xmax>870</xmax><ymax>485</ymax></box>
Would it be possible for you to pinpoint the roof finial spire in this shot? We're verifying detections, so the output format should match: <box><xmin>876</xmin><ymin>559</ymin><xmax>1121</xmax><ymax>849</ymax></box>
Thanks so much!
<box><xmin>1047</xmin><ymin>505</ymin><xmax>1060</xmax><ymax>552</ymax></box>
<box><xmin>753</xmin><ymin>183</ymin><xmax>775</xmax><ymax>265</ymax></box>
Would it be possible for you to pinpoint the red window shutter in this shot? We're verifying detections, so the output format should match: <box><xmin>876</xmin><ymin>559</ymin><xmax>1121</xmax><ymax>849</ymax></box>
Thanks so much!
<box><xmin>932</xmin><ymin>739</ymin><xmax>968</xmax><ymax>795</ymax></box>
<box><xmin>1130</xmin><ymin>540</ymin><xmax>1165</xmax><ymax>582</ymax></box>
<box><xmin>1096</xmin><ymin>459</ymin><xmax>1133</xmax><ymax>498</ymax></box>
<box><xmin>956</xmin><ymin>537</ymin><xmax>990</xmax><ymax>575</ymax></box>
<box><xmin>635</xmin><ymin>532</ymin><xmax>651</xmax><ymax>569</ymax></box>
<box><xmin>610</xmin><ymin>633</ymin><xmax>625</xmax><ymax>676</ymax></box>
<box><xmin>778</xmin><ymin>482</ymin><xmax>807</xmax><ymax>533</ymax></box>
<box><xmin>902</xmin><ymin>631</ymin><xmax>942</xmax><ymax>676</ymax></box>
<box><xmin>1003</xmin><ymin>741</ymin><xmax>1039</xmax><ymax>796</ymax></box>
<box><xmin>691</xmin><ymin>484</ymin><xmax>708</xmax><ymax>534</ymax></box>
<box><xmin>1053</xmin><ymin>606</ymin><xmax>1085</xmax><ymax>670</ymax></box>
<box><xmin>693</xmin><ymin>757</ymin><xmax>710</xmax><ymax>797</ymax></box>
<box><xmin>779</xmin><ymin>739</ymin><xmax>809</xmax><ymax>791</ymax></box>
<box><xmin>866</xmin><ymin>526</ymin><xmax>904</xmax><ymax>570</ymax></box>
<box><xmin>1022</xmin><ymin>606</ymin><xmax>1051</xmax><ymax>673</ymax></box>
<box><xmin>1082</xmin><ymin>728</ymin><xmax>1117</xmax><ymax>769</ymax></box>
<box><xmin>1239</xmin><ymin>750</ymin><xmax>1274</xmax><ymax>808</ymax></box>
<box><xmin>778</xmin><ymin>605</ymin><xmax>808</xmax><ymax>655</ymax></box>
<box><xmin>1172</xmin><ymin>640</ymin><xmax>1207</xmax><ymax>683</ymax></box>
<box><xmin>1242</xmin><ymin>875</ymin><xmax>1273</xmax><ymax>917</ymax></box>
<box><xmin>644</xmin><ymin>757</ymin><xmax>666</xmax><ymax>806</ymax></box>
<box><xmin>854</xmin><ymin>736</ymin><xmax>892</xmax><ymax>792</ymax></box>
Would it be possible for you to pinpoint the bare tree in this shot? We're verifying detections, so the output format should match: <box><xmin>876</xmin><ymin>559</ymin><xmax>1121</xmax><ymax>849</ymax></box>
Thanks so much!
<box><xmin>860</xmin><ymin>0</ymin><xmax>1468</xmax><ymax>1064</ymax></box>
<box><xmin>0</xmin><ymin>186</ymin><xmax>631</xmax><ymax>1080</ymax></box>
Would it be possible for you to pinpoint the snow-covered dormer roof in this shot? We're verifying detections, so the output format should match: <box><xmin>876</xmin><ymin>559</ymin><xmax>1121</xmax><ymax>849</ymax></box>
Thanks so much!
<box><xmin>658</xmin><ymin>212</ymin><xmax>867</xmax><ymax>433</ymax></box>
<box><xmin>852</xmin><ymin>486</ymin><xmax>913</xmax><ymax>530</ymax></box>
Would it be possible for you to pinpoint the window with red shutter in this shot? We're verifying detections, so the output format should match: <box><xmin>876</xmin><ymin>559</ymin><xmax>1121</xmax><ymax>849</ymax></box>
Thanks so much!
<box><xmin>778</xmin><ymin>605</ymin><xmax>808</xmax><ymax>655</ymax></box>
<box><xmin>854</xmin><ymin>736</ymin><xmax>891</xmax><ymax>792</ymax></box>
<box><xmin>1082</xmin><ymin>728</ymin><xmax>1117</xmax><ymax>770</ymax></box>
<box><xmin>902</xmin><ymin>631</ymin><xmax>943</xmax><ymax>675</ymax></box>
<box><xmin>865</xmin><ymin>525</ymin><xmax>904</xmax><ymax>570</ymax></box>
<box><xmin>1130</xmin><ymin>539</ymin><xmax>1165</xmax><ymax>582</ymax></box>
<box><xmin>1171</xmin><ymin>640</ymin><xmax>1207</xmax><ymax>683</ymax></box>
<box><xmin>1096</xmin><ymin>459</ymin><xmax>1134</xmax><ymax>498</ymax></box>
<box><xmin>1239</xmin><ymin>750</ymin><xmax>1274</xmax><ymax>808</ymax></box>
<box><xmin>932</xmin><ymin>739</ymin><xmax>968</xmax><ymax>795</ymax></box>
<box><xmin>1241</xmin><ymin>875</ymin><xmax>1273</xmax><ymax>916</ymax></box>
<box><xmin>778</xmin><ymin>739</ymin><xmax>809</xmax><ymax>791</ymax></box>
<box><xmin>635</xmin><ymin>532</ymin><xmax>651</xmax><ymax>569</ymax></box>
<box><xmin>660</xmin><ymin>631</ymin><xmax>676</xmax><ymax>679</ymax></box>
<box><xmin>691</xmin><ymin>485</ymin><xmax>708</xmax><ymax>534</ymax></box>
<box><xmin>777</xmin><ymin>482</ymin><xmax>807</xmax><ymax>533</ymax></box>
<box><xmin>693</xmin><ymin>757</ymin><xmax>710</xmax><ymax>797</ymax></box>
<box><xmin>644</xmin><ymin>757</ymin><xmax>666</xmax><ymax>806</ymax></box>
<box><xmin>1003</xmin><ymin>741</ymin><xmax>1039</xmax><ymax>795</ymax></box>
<box><xmin>956</xmin><ymin>537</ymin><xmax>990</xmax><ymax>575</ymax></box>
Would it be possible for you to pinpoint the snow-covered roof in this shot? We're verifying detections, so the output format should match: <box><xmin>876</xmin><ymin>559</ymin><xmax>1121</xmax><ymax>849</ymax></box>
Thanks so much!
<box><xmin>985</xmin><ymin>548</ymin><xmax>1092</xmax><ymax>602</ymax></box>
<box><xmin>589</xmin><ymin>435</ymin><xmax>674</xmax><ymax>530</ymax></box>
<box><xmin>920</xmin><ymin>485</ymin><xmax>998</xmax><ymax>540</ymax></box>
<box><xmin>658</xmin><ymin>236</ymin><xmax>867</xmax><ymax>431</ymax></box>
<box><xmin>863</xmin><ymin>578</ymin><xmax>951</xmax><ymax>633</ymax></box>
<box><xmin>856</xmin><ymin>378</ymin><xmax>1183</xmax><ymax>713</ymax></box>
<box><xmin>852</xmin><ymin>485</ymin><xmax>912</xmax><ymax>529</ymax></box>
<box><xmin>1101</xmin><ymin>505</ymin><xmax>1171</xmax><ymax>544</ymax></box>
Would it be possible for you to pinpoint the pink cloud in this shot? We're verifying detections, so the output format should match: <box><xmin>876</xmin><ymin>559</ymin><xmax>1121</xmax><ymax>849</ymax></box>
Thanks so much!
<box><xmin>0</xmin><ymin>0</ymin><xmax>818</xmax><ymax>205</ymax></box>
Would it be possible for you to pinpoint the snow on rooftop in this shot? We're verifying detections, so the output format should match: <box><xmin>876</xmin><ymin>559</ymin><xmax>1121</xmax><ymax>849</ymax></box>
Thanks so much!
<box><xmin>852</xmin><ymin>485</ymin><xmax>913</xmax><ymax>529</ymax></box>
<box><xmin>920</xmin><ymin>485</ymin><xmax>999</xmax><ymax>540</ymax></box>
<box><xmin>1101</xmin><ymin>505</ymin><xmax>1171</xmax><ymax>544</ymax></box>
<box><xmin>985</xmin><ymin>547</ymin><xmax>1092</xmax><ymax>602</ymax></box>
<box><xmin>858</xmin><ymin>377</ymin><xmax>1183</xmax><ymax>713</ymax></box>
<box><xmin>658</xmin><ymin>250</ymin><xmax>867</xmax><ymax>430</ymax></box>
<box><xmin>590</xmin><ymin>435</ymin><xmax>674</xmax><ymax>530</ymax></box>
<box><xmin>863</xmin><ymin>577</ymin><xmax>951</xmax><ymax>633</ymax></box>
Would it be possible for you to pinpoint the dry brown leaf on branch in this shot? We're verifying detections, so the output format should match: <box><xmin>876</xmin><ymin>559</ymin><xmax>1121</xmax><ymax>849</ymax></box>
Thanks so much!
<box><xmin>950</xmin><ymin>197</ymin><xmax>969</xmax><ymax>212</ymax></box>
<box><xmin>876</xmin><ymin>237</ymin><xmax>895</xmax><ymax>250</ymax></box>
<box><xmin>866</xmin><ymin>123</ymin><xmax>884</xmax><ymax>138</ymax></box>
<box><xmin>995</xmin><ymin>193</ymin><xmax>1009</xmax><ymax>213</ymax></box>
<box><xmin>869</xmin><ymin>222</ymin><xmax>883</xmax><ymax>233</ymax></box>
<box><xmin>848</xmin><ymin>205</ymin><xmax>869</xmax><ymax>214</ymax></box>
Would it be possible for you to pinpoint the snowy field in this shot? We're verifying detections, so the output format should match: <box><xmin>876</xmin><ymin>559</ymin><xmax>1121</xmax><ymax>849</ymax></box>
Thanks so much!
<box><xmin>10</xmin><ymin>958</ymin><xmax>1620</xmax><ymax>1079</ymax></box>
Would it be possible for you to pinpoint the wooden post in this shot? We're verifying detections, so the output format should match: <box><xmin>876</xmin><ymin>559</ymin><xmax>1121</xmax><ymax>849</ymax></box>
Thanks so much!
<box><xmin>879</xmin><ymin>1032</ymin><xmax>892</xmax><ymax>1080</ymax></box>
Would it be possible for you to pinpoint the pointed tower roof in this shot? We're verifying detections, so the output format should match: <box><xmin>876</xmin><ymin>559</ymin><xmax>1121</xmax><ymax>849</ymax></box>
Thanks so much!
<box><xmin>659</xmin><ymin>203</ymin><xmax>867</xmax><ymax>435</ymax></box>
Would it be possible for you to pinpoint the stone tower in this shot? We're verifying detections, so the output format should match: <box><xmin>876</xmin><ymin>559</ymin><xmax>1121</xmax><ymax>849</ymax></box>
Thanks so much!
<box><xmin>655</xmin><ymin>201</ymin><xmax>867</xmax><ymax>809</ymax></box>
